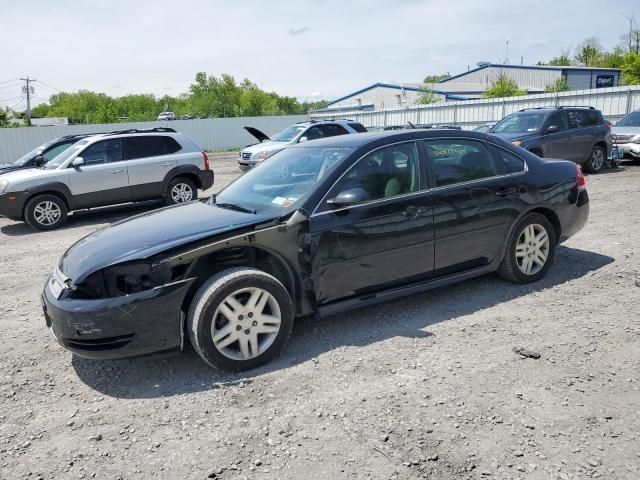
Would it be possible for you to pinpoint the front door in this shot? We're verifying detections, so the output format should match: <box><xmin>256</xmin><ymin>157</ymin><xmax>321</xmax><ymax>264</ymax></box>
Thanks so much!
<box><xmin>423</xmin><ymin>138</ymin><xmax>523</xmax><ymax>274</ymax></box>
<box><xmin>310</xmin><ymin>141</ymin><xmax>435</xmax><ymax>304</ymax></box>
<box><xmin>69</xmin><ymin>139</ymin><xmax>131</xmax><ymax>208</ymax></box>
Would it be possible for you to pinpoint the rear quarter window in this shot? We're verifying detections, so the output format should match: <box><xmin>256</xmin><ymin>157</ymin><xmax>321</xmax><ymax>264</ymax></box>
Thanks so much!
<box><xmin>488</xmin><ymin>145</ymin><xmax>526</xmax><ymax>174</ymax></box>
<box><xmin>348</xmin><ymin>122</ymin><xmax>367</xmax><ymax>133</ymax></box>
<box><xmin>163</xmin><ymin>136</ymin><xmax>182</xmax><ymax>154</ymax></box>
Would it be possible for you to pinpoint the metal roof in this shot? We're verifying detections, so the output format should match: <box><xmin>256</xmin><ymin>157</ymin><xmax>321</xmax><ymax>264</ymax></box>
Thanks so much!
<box><xmin>439</xmin><ymin>63</ymin><xmax>622</xmax><ymax>83</ymax></box>
<box><xmin>326</xmin><ymin>82</ymin><xmax>467</xmax><ymax>106</ymax></box>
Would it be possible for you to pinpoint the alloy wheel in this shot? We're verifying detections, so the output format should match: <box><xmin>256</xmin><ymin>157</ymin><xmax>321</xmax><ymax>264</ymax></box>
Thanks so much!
<box><xmin>515</xmin><ymin>223</ymin><xmax>550</xmax><ymax>275</ymax></box>
<box><xmin>591</xmin><ymin>149</ymin><xmax>604</xmax><ymax>171</ymax></box>
<box><xmin>171</xmin><ymin>183</ymin><xmax>194</xmax><ymax>203</ymax></box>
<box><xmin>33</xmin><ymin>201</ymin><xmax>62</xmax><ymax>226</ymax></box>
<box><xmin>211</xmin><ymin>287</ymin><xmax>282</xmax><ymax>361</ymax></box>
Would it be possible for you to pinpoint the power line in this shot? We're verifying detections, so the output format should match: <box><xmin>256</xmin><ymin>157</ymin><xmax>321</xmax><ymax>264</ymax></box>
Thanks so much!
<box><xmin>37</xmin><ymin>80</ymin><xmax>62</xmax><ymax>93</ymax></box>
<box><xmin>0</xmin><ymin>78</ymin><xmax>19</xmax><ymax>86</ymax></box>
<box><xmin>0</xmin><ymin>96</ymin><xmax>22</xmax><ymax>103</ymax></box>
<box><xmin>0</xmin><ymin>82</ymin><xmax>21</xmax><ymax>91</ymax></box>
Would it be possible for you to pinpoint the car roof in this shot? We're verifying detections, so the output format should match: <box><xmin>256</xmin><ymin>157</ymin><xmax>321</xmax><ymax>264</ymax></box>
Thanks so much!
<box><xmin>295</xmin><ymin>119</ymin><xmax>362</xmax><ymax>126</ymax></box>
<box><xmin>289</xmin><ymin>128</ymin><xmax>488</xmax><ymax>149</ymax></box>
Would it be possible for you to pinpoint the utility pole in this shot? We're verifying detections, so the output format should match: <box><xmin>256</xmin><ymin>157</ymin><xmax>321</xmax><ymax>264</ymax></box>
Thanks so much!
<box><xmin>20</xmin><ymin>76</ymin><xmax>36</xmax><ymax>124</ymax></box>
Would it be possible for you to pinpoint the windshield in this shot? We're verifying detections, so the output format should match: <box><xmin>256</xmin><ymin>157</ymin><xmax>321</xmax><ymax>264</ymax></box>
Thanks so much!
<box><xmin>272</xmin><ymin>125</ymin><xmax>306</xmax><ymax>142</ymax></box>
<box><xmin>215</xmin><ymin>146</ymin><xmax>353</xmax><ymax>214</ymax></box>
<box><xmin>616</xmin><ymin>111</ymin><xmax>640</xmax><ymax>127</ymax></box>
<box><xmin>12</xmin><ymin>145</ymin><xmax>46</xmax><ymax>166</ymax></box>
<box><xmin>45</xmin><ymin>140</ymin><xmax>90</xmax><ymax>169</ymax></box>
<box><xmin>492</xmin><ymin>113</ymin><xmax>547</xmax><ymax>134</ymax></box>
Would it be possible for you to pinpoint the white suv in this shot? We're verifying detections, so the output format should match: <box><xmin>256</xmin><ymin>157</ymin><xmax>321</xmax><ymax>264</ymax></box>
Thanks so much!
<box><xmin>239</xmin><ymin>119</ymin><xmax>367</xmax><ymax>169</ymax></box>
<box><xmin>0</xmin><ymin>128</ymin><xmax>213</xmax><ymax>230</ymax></box>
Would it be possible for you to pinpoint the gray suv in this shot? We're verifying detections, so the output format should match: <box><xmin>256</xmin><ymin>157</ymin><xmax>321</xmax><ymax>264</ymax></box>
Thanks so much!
<box><xmin>239</xmin><ymin>119</ymin><xmax>367</xmax><ymax>169</ymax></box>
<box><xmin>0</xmin><ymin>128</ymin><xmax>213</xmax><ymax>230</ymax></box>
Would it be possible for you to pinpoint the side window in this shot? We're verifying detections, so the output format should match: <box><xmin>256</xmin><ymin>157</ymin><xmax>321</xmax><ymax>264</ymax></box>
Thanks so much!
<box><xmin>423</xmin><ymin>139</ymin><xmax>496</xmax><ymax>187</ymax></box>
<box><xmin>326</xmin><ymin>142</ymin><xmax>420</xmax><ymax>205</ymax></box>
<box><xmin>162</xmin><ymin>136</ymin><xmax>182</xmax><ymax>154</ymax></box>
<box><xmin>488</xmin><ymin>145</ymin><xmax>526</xmax><ymax>175</ymax></box>
<box><xmin>42</xmin><ymin>142</ymin><xmax>73</xmax><ymax>161</ymax></box>
<box><xmin>303</xmin><ymin>126</ymin><xmax>325</xmax><ymax>141</ymax></box>
<box><xmin>568</xmin><ymin>110</ymin><xmax>590</xmax><ymax>129</ymax></box>
<box><xmin>80</xmin><ymin>139</ymin><xmax>122</xmax><ymax>165</ymax></box>
<box><xmin>123</xmin><ymin>136</ymin><xmax>167</xmax><ymax>160</ymax></box>
<box><xmin>348</xmin><ymin>122</ymin><xmax>367</xmax><ymax>133</ymax></box>
<box><xmin>319</xmin><ymin>124</ymin><xmax>349</xmax><ymax>137</ymax></box>
<box><xmin>547</xmin><ymin>112</ymin><xmax>568</xmax><ymax>132</ymax></box>
<box><xmin>586</xmin><ymin>110</ymin><xmax>601</xmax><ymax>126</ymax></box>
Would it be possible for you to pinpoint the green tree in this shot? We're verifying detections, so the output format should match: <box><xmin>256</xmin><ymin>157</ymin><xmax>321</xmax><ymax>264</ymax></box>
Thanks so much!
<box><xmin>484</xmin><ymin>74</ymin><xmax>527</xmax><ymax>98</ymax></box>
<box><xmin>574</xmin><ymin>37</ymin><xmax>603</xmax><ymax>66</ymax></box>
<box><xmin>416</xmin><ymin>85</ymin><xmax>440</xmax><ymax>104</ymax></box>
<box><xmin>621</xmin><ymin>51</ymin><xmax>640</xmax><ymax>85</ymax></box>
<box><xmin>423</xmin><ymin>73</ymin><xmax>450</xmax><ymax>83</ymax></box>
<box><xmin>544</xmin><ymin>79</ymin><xmax>570</xmax><ymax>93</ymax></box>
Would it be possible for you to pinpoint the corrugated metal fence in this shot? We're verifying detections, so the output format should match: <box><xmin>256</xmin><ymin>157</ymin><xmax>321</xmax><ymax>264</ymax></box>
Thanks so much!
<box><xmin>0</xmin><ymin>114</ymin><xmax>307</xmax><ymax>161</ymax></box>
<box><xmin>310</xmin><ymin>85</ymin><xmax>640</xmax><ymax>129</ymax></box>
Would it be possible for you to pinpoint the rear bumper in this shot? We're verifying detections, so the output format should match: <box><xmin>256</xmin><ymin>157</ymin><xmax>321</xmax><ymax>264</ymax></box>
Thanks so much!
<box><xmin>0</xmin><ymin>191</ymin><xmax>28</xmax><ymax>220</ymax></box>
<box><xmin>42</xmin><ymin>275</ymin><xmax>194</xmax><ymax>360</ymax></box>
<box><xmin>198</xmin><ymin>170</ymin><xmax>214</xmax><ymax>190</ymax></box>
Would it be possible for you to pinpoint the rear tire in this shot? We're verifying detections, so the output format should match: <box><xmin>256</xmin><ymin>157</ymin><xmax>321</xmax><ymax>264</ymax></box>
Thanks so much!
<box><xmin>187</xmin><ymin>267</ymin><xmax>294</xmax><ymax>371</ymax></box>
<box><xmin>24</xmin><ymin>194</ymin><xmax>68</xmax><ymax>231</ymax></box>
<box><xmin>583</xmin><ymin>145</ymin><xmax>606</xmax><ymax>173</ymax></box>
<box><xmin>165</xmin><ymin>177</ymin><xmax>196</xmax><ymax>205</ymax></box>
<box><xmin>498</xmin><ymin>213</ymin><xmax>556</xmax><ymax>284</ymax></box>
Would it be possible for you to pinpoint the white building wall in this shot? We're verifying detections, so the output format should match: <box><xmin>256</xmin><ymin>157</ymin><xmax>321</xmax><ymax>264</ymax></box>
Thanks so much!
<box><xmin>328</xmin><ymin>86</ymin><xmax>445</xmax><ymax>110</ymax></box>
<box><xmin>441</xmin><ymin>66</ymin><xmax>562</xmax><ymax>90</ymax></box>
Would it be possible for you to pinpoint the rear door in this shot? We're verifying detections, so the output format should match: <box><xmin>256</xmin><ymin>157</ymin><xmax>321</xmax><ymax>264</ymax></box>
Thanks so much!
<box><xmin>423</xmin><ymin>138</ymin><xmax>523</xmax><ymax>274</ymax></box>
<box><xmin>567</xmin><ymin>109</ymin><xmax>593</xmax><ymax>162</ymax></box>
<box><xmin>68</xmin><ymin>139</ymin><xmax>131</xmax><ymax>208</ymax></box>
<box><xmin>123</xmin><ymin>136</ymin><xmax>179</xmax><ymax>200</ymax></box>
<box><xmin>310</xmin><ymin>141</ymin><xmax>435</xmax><ymax>304</ymax></box>
<box><xmin>542</xmin><ymin>111</ymin><xmax>570</xmax><ymax>159</ymax></box>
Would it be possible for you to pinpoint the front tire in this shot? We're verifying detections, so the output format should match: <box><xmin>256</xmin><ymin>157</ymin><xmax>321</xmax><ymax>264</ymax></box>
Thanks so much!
<box><xmin>583</xmin><ymin>145</ymin><xmax>606</xmax><ymax>173</ymax></box>
<box><xmin>187</xmin><ymin>267</ymin><xmax>294</xmax><ymax>371</ymax></box>
<box><xmin>498</xmin><ymin>213</ymin><xmax>556</xmax><ymax>284</ymax></box>
<box><xmin>24</xmin><ymin>194</ymin><xmax>68</xmax><ymax>231</ymax></box>
<box><xmin>166</xmin><ymin>177</ymin><xmax>196</xmax><ymax>205</ymax></box>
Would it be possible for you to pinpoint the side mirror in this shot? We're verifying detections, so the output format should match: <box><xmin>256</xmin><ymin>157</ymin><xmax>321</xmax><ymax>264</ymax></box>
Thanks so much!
<box><xmin>33</xmin><ymin>154</ymin><xmax>45</xmax><ymax>167</ymax></box>
<box><xmin>298</xmin><ymin>136</ymin><xmax>308</xmax><ymax>143</ymax></box>
<box><xmin>546</xmin><ymin>125</ymin><xmax>559</xmax><ymax>134</ymax></box>
<box><xmin>72</xmin><ymin>157</ymin><xmax>85</xmax><ymax>167</ymax></box>
<box><xmin>326</xmin><ymin>187</ymin><xmax>370</xmax><ymax>209</ymax></box>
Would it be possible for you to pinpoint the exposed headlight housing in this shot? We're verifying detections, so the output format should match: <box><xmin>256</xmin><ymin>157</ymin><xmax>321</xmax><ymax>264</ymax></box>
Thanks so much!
<box><xmin>254</xmin><ymin>150</ymin><xmax>271</xmax><ymax>160</ymax></box>
<box><xmin>0</xmin><ymin>179</ymin><xmax>8</xmax><ymax>193</ymax></box>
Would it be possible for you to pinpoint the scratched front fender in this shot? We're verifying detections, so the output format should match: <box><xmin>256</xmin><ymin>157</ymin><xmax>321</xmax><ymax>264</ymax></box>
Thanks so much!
<box><xmin>42</xmin><ymin>279</ymin><xmax>194</xmax><ymax>360</ymax></box>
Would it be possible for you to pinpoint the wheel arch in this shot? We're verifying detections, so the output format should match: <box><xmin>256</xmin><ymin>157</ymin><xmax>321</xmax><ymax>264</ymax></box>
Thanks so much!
<box><xmin>23</xmin><ymin>183</ymin><xmax>74</xmax><ymax>214</ymax></box>
<box><xmin>163</xmin><ymin>165</ymin><xmax>203</xmax><ymax>192</ymax></box>
<box><xmin>525</xmin><ymin>207</ymin><xmax>561</xmax><ymax>244</ymax></box>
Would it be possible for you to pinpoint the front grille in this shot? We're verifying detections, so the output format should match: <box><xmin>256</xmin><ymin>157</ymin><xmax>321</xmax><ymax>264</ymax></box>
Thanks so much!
<box><xmin>612</xmin><ymin>134</ymin><xmax>634</xmax><ymax>143</ymax></box>
<box><xmin>65</xmin><ymin>333</ymin><xmax>135</xmax><ymax>351</ymax></box>
<box><xmin>241</xmin><ymin>152</ymin><xmax>252</xmax><ymax>160</ymax></box>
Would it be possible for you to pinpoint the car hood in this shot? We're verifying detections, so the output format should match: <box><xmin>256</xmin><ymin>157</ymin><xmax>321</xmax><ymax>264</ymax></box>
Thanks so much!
<box><xmin>59</xmin><ymin>200</ymin><xmax>277</xmax><ymax>283</ymax></box>
<box><xmin>489</xmin><ymin>132</ymin><xmax>539</xmax><ymax>142</ymax></box>
<box><xmin>244</xmin><ymin>126</ymin><xmax>270</xmax><ymax>143</ymax></box>
<box><xmin>241</xmin><ymin>141</ymin><xmax>288</xmax><ymax>155</ymax></box>
<box><xmin>0</xmin><ymin>163</ymin><xmax>21</xmax><ymax>172</ymax></box>
<box><xmin>0</xmin><ymin>167</ymin><xmax>60</xmax><ymax>184</ymax></box>
<box><xmin>611</xmin><ymin>126</ymin><xmax>640</xmax><ymax>136</ymax></box>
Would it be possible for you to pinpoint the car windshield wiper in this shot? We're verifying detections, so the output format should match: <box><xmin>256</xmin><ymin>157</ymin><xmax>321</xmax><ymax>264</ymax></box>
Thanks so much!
<box><xmin>215</xmin><ymin>202</ymin><xmax>257</xmax><ymax>214</ymax></box>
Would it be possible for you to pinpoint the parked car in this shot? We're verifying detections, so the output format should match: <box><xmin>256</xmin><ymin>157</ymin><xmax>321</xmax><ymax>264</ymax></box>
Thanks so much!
<box><xmin>239</xmin><ymin>119</ymin><xmax>367</xmax><ymax>170</ymax></box>
<box><xmin>489</xmin><ymin>107</ymin><xmax>616</xmax><ymax>172</ymax></box>
<box><xmin>42</xmin><ymin>129</ymin><xmax>589</xmax><ymax>371</ymax></box>
<box><xmin>157</xmin><ymin>111</ymin><xmax>176</xmax><ymax>121</ymax></box>
<box><xmin>611</xmin><ymin>110</ymin><xmax>640</xmax><ymax>159</ymax></box>
<box><xmin>474</xmin><ymin>123</ymin><xmax>496</xmax><ymax>133</ymax></box>
<box><xmin>0</xmin><ymin>128</ymin><xmax>213</xmax><ymax>230</ymax></box>
<box><xmin>0</xmin><ymin>134</ymin><xmax>95</xmax><ymax>173</ymax></box>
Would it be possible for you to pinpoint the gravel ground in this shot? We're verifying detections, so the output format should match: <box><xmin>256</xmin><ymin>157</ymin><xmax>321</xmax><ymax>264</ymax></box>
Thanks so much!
<box><xmin>1</xmin><ymin>153</ymin><xmax>639</xmax><ymax>480</ymax></box>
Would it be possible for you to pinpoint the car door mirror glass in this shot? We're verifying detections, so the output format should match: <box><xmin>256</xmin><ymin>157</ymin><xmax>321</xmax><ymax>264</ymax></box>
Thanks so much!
<box><xmin>72</xmin><ymin>157</ymin><xmax>85</xmax><ymax>167</ymax></box>
<box><xmin>33</xmin><ymin>154</ymin><xmax>45</xmax><ymax>167</ymax></box>
<box><xmin>298</xmin><ymin>136</ymin><xmax>308</xmax><ymax>143</ymax></box>
<box><xmin>546</xmin><ymin>125</ymin><xmax>559</xmax><ymax>134</ymax></box>
<box><xmin>327</xmin><ymin>187</ymin><xmax>369</xmax><ymax>208</ymax></box>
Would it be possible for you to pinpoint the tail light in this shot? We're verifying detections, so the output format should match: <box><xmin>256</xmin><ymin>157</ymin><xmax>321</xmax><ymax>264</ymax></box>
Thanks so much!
<box><xmin>604</xmin><ymin>122</ymin><xmax>611</xmax><ymax>131</ymax></box>
<box><xmin>576</xmin><ymin>164</ymin><xmax>586</xmax><ymax>191</ymax></box>
<box><xmin>202</xmin><ymin>151</ymin><xmax>210</xmax><ymax>170</ymax></box>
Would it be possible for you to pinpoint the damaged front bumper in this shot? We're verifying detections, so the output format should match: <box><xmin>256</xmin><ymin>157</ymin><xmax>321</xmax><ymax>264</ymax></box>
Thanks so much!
<box><xmin>41</xmin><ymin>272</ymin><xmax>195</xmax><ymax>360</ymax></box>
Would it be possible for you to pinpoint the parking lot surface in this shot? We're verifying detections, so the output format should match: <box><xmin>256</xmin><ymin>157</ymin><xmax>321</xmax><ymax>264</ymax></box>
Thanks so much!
<box><xmin>1</xmin><ymin>154</ymin><xmax>639</xmax><ymax>479</ymax></box>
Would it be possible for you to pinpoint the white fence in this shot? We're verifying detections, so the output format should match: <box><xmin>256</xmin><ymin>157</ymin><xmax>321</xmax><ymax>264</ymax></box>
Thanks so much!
<box><xmin>0</xmin><ymin>114</ymin><xmax>307</xmax><ymax>161</ymax></box>
<box><xmin>310</xmin><ymin>85</ymin><xmax>640</xmax><ymax>129</ymax></box>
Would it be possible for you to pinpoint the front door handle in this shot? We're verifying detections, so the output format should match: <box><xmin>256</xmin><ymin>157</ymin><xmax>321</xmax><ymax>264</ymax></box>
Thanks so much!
<box><xmin>110</xmin><ymin>169</ymin><xmax>125</xmax><ymax>174</ymax></box>
<box><xmin>495</xmin><ymin>187</ymin><xmax>518</xmax><ymax>197</ymax></box>
<box><xmin>401</xmin><ymin>206</ymin><xmax>429</xmax><ymax>218</ymax></box>
<box><xmin>160</xmin><ymin>162</ymin><xmax>172</xmax><ymax>167</ymax></box>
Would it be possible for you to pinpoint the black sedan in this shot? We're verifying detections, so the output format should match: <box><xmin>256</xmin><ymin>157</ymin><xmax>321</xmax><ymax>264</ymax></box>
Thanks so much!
<box><xmin>42</xmin><ymin>130</ymin><xmax>589</xmax><ymax>371</ymax></box>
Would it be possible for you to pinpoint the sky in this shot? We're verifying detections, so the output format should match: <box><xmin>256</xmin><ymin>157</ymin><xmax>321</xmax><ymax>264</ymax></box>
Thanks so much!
<box><xmin>0</xmin><ymin>0</ymin><xmax>638</xmax><ymax>109</ymax></box>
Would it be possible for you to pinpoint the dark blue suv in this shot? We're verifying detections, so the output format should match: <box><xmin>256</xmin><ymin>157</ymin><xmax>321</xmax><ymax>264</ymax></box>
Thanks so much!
<box><xmin>490</xmin><ymin>107</ymin><xmax>613</xmax><ymax>173</ymax></box>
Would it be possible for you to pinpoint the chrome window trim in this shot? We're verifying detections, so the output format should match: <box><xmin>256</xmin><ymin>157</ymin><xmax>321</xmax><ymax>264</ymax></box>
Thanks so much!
<box><xmin>310</xmin><ymin>136</ymin><xmax>528</xmax><ymax>218</ymax></box>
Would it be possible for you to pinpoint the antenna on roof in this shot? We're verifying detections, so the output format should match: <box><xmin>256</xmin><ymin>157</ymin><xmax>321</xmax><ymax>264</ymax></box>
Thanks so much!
<box><xmin>504</xmin><ymin>39</ymin><xmax>510</xmax><ymax>64</ymax></box>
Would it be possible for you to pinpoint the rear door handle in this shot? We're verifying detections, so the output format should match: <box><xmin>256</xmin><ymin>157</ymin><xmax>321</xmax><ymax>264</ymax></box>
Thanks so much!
<box><xmin>495</xmin><ymin>187</ymin><xmax>518</xmax><ymax>197</ymax></box>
